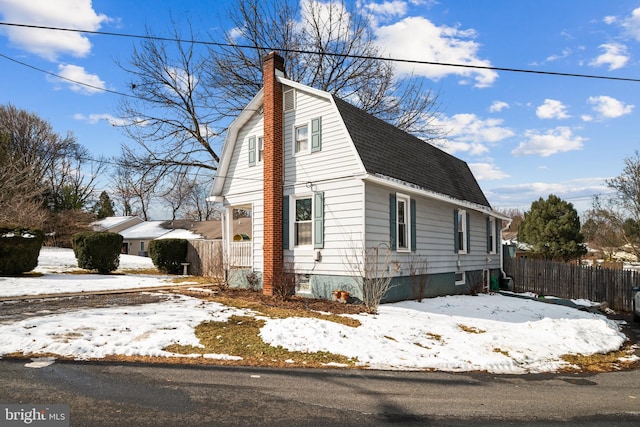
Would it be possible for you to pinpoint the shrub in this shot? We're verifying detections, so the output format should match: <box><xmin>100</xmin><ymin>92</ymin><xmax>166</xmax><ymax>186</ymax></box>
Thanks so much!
<box><xmin>0</xmin><ymin>226</ymin><xmax>44</xmax><ymax>275</ymax></box>
<box><xmin>71</xmin><ymin>231</ymin><xmax>123</xmax><ymax>274</ymax></box>
<box><xmin>148</xmin><ymin>239</ymin><xmax>188</xmax><ymax>274</ymax></box>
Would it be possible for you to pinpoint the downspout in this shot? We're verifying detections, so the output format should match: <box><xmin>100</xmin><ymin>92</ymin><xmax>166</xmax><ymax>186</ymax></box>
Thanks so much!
<box><xmin>500</xmin><ymin>218</ymin><xmax>513</xmax><ymax>281</ymax></box>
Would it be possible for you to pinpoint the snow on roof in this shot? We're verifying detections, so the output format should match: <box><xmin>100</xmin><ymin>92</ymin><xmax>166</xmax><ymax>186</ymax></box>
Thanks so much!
<box><xmin>157</xmin><ymin>228</ymin><xmax>204</xmax><ymax>240</ymax></box>
<box><xmin>120</xmin><ymin>221</ymin><xmax>171</xmax><ymax>239</ymax></box>
<box><xmin>91</xmin><ymin>216</ymin><xmax>141</xmax><ymax>230</ymax></box>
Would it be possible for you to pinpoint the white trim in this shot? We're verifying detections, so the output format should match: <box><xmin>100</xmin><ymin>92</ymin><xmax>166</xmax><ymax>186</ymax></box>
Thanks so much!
<box><xmin>488</xmin><ymin>216</ymin><xmax>497</xmax><ymax>255</ymax></box>
<box><xmin>292</xmin><ymin>121</ymin><xmax>310</xmax><ymax>156</ymax></box>
<box><xmin>290</xmin><ymin>193</ymin><xmax>314</xmax><ymax>248</ymax></box>
<box><xmin>396</xmin><ymin>192</ymin><xmax>411</xmax><ymax>252</ymax></box>
<box><xmin>457</xmin><ymin>209</ymin><xmax>468</xmax><ymax>254</ymax></box>
<box><xmin>455</xmin><ymin>271</ymin><xmax>466</xmax><ymax>285</ymax></box>
<box><xmin>257</xmin><ymin>136</ymin><xmax>264</xmax><ymax>164</ymax></box>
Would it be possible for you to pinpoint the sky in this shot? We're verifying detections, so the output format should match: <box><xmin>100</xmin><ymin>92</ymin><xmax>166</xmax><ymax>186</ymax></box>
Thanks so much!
<box><xmin>0</xmin><ymin>247</ymin><xmax>635</xmax><ymax>373</ymax></box>
<box><xmin>1</xmin><ymin>1</ymin><xmax>640</xmax><ymax>216</ymax></box>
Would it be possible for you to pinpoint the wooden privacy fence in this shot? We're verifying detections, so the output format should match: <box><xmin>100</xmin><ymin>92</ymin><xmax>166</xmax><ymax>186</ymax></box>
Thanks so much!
<box><xmin>504</xmin><ymin>257</ymin><xmax>639</xmax><ymax>312</ymax></box>
<box><xmin>186</xmin><ymin>240</ymin><xmax>224</xmax><ymax>278</ymax></box>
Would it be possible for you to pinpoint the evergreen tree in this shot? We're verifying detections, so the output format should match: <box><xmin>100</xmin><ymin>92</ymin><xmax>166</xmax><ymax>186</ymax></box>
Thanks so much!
<box><xmin>518</xmin><ymin>194</ymin><xmax>587</xmax><ymax>261</ymax></box>
<box><xmin>94</xmin><ymin>191</ymin><xmax>115</xmax><ymax>219</ymax></box>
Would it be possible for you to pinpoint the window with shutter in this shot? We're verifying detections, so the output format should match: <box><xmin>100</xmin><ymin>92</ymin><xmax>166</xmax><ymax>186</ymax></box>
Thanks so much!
<box><xmin>391</xmin><ymin>193</ymin><xmax>412</xmax><ymax>252</ymax></box>
<box><xmin>455</xmin><ymin>209</ymin><xmax>468</xmax><ymax>254</ymax></box>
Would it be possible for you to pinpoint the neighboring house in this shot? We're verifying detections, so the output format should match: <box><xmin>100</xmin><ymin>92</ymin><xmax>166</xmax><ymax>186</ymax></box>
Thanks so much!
<box><xmin>119</xmin><ymin>221</ymin><xmax>204</xmax><ymax>256</ymax></box>
<box><xmin>209</xmin><ymin>52</ymin><xmax>509</xmax><ymax>302</ymax></box>
<box><xmin>91</xmin><ymin>216</ymin><xmax>144</xmax><ymax>234</ymax></box>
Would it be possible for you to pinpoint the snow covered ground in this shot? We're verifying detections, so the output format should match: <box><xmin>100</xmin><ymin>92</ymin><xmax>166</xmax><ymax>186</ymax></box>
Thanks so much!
<box><xmin>0</xmin><ymin>248</ymin><xmax>636</xmax><ymax>374</ymax></box>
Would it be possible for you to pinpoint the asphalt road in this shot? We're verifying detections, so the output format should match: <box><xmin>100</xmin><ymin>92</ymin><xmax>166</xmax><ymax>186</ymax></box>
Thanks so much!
<box><xmin>1</xmin><ymin>359</ymin><xmax>639</xmax><ymax>426</ymax></box>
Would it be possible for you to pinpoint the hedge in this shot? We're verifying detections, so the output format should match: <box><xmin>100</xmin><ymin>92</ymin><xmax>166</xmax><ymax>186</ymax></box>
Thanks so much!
<box><xmin>149</xmin><ymin>239</ymin><xmax>188</xmax><ymax>274</ymax></box>
<box><xmin>0</xmin><ymin>227</ymin><xmax>44</xmax><ymax>275</ymax></box>
<box><xmin>71</xmin><ymin>231</ymin><xmax>123</xmax><ymax>274</ymax></box>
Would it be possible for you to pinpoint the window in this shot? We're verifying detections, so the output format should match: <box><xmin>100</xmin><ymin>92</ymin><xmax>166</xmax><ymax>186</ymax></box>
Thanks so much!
<box><xmin>487</xmin><ymin>217</ymin><xmax>497</xmax><ymax>254</ymax></box>
<box><xmin>257</xmin><ymin>137</ymin><xmax>264</xmax><ymax>163</ymax></box>
<box><xmin>140</xmin><ymin>242</ymin><xmax>145</xmax><ymax>252</ymax></box>
<box><xmin>298</xmin><ymin>274</ymin><xmax>311</xmax><ymax>293</ymax></box>
<box><xmin>397</xmin><ymin>195</ymin><xmax>409</xmax><ymax>251</ymax></box>
<box><xmin>455</xmin><ymin>209</ymin><xmax>468</xmax><ymax>254</ymax></box>
<box><xmin>455</xmin><ymin>271</ymin><xmax>465</xmax><ymax>285</ymax></box>
<box><xmin>294</xmin><ymin>197</ymin><xmax>312</xmax><ymax>246</ymax></box>
<box><xmin>284</xmin><ymin>193</ymin><xmax>324</xmax><ymax>249</ymax></box>
<box><xmin>390</xmin><ymin>193</ymin><xmax>415</xmax><ymax>252</ymax></box>
<box><xmin>294</xmin><ymin>124</ymin><xmax>308</xmax><ymax>154</ymax></box>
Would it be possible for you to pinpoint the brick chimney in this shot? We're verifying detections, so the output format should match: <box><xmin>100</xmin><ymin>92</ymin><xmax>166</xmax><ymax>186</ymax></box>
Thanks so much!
<box><xmin>262</xmin><ymin>52</ymin><xmax>285</xmax><ymax>296</ymax></box>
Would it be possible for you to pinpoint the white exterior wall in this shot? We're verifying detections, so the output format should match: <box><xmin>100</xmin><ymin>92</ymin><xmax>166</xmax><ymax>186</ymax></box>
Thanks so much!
<box><xmin>219</xmin><ymin>110</ymin><xmax>264</xmax><ymax>271</ymax></box>
<box><xmin>282</xmin><ymin>87</ymin><xmax>366</xmax><ymax>275</ymax></box>
<box><xmin>364</xmin><ymin>182</ymin><xmax>501</xmax><ymax>276</ymax></box>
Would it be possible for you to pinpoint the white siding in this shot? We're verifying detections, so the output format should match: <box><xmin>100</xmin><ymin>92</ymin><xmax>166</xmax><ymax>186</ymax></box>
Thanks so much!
<box><xmin>282</xmin><ymin>88</ymin><xmax>364</xmax><ymax>185</ymax></box>
<box><xmin>364</xmin><ymin>182</ymin><xmax>501</xmax><ymax>275</ymax></box>
<box><xmin>281</xmin><ymin>87</ymin><xmax>366</xmax><ymax>275</ymax></box>
<box><xmin>221</xmin><ymin>112</ymin><xmax>264</xmax><ymax>200</ymax></box>
<box><xmin>285</xmin><ymin>178</ymin><xmax>364</xmax><ymax>275</ymax></box>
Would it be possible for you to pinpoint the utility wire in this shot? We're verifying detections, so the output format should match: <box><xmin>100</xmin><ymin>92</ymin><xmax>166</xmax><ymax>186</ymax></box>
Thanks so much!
<box><xmin>1</xmin><ymin>21</ymin><xmax>640</xmax><ymax>83</ymax></box>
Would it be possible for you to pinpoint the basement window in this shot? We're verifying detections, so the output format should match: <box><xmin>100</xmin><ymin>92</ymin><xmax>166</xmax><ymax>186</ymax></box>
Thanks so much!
<box><xmin>455</xmin><ymin>271</ymin><xmax>465</xmax><ymax>286</ymax></box>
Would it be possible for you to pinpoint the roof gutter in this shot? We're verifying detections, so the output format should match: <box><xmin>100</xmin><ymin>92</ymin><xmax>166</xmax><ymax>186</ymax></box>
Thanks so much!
<box><xmin>363</xmin><ymin>173</ymin><xmax>511</xmax><ymax>220</ymax></box>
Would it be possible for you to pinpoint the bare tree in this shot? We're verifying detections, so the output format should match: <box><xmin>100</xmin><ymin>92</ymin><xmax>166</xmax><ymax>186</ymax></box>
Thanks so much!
<box><xmin>582</xmin><ymin>196</ymin><xmax>625</xmax><ymax>260</ymax></box>
<box><xmin>344</xmin><ymin>242</ymin><xmax>399</xmax><ymax>314</ymax></box>
<box><xmin>208</xmin><ymin>0</ymin><xmax>442</xmax><ymax>138</ymax></box>
<box><xmin>0</xmin><ymin>104</ymin><xmax>81</xmax><ymax>228</ymax></box>
<box><xmin>111</xmin><ymin>159</ymin><xmax>153</xmax><ymax>220</ymax></box>
<box><xmin>116</xmin><ymin>0</ymin><xmax>443</xmax><ymax>191</ymax></box>
<box><xmin>606</xmin><ymin>151</ymin><xmax>640</xmax><ymax>259</ymax></box>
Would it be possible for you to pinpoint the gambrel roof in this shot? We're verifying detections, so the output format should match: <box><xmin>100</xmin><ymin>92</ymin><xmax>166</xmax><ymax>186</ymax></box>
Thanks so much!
<box><xmin>211</xmin><ymin>75</ymin><xmax>496</xmax><ymax>213</ymax></box>
<box><xmin>332</xmin><ymin>96</ymin><xmax>490</xmax><ymax>208</ymax></box>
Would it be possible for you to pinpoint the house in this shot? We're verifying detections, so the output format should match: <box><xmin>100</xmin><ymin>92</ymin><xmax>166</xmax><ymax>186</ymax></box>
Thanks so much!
<box><xmin>119</xmin><ymin>221</ymin><xmax>204</xmax><ymax>256</ymax></box>
<box><xmin>91</xmin><ymin>216</ymin><xmax>144</xmax><ymax>234</ymax></box>
<box><xmin>209</xmin><ymin>52</ymin><xmax>509</xmax><ymax>302</ymax></box>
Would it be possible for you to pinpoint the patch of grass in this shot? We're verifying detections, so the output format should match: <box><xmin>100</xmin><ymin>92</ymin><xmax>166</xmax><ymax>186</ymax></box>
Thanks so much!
<box><xmin>172</xmin><ymin>276</ymin><xmax>221</xmax><ymax>285</ymax></box>
<box><xmin>493</xmin><ymin>348</ymin><xmax>510</xmax><ymax>357</ymax></box>
<box><xmin>426</xmin><ymin>332</ymin><xmax>442</xmax><ymax>341</ymax></box>
<box><xmin>560</xmin><ymin>345</ymin><xmax>640</xmax><ymax>372</ymax></box>
<box><xmin>164</xmin><ymin>315</ymin><xmax>357</xmax><ymax>368</ymax></box>
<box><xmin>212</xmin><ymin>296</ymin><xmax>362</xmax><ymax>328</ymax></box>
<box><xmin>458</xmin><ymin>324</ymin><xmax>486</xmax><ymax>334</ymax></box>
<box><xmin>119</xmin><ymin>268</ymin><xmax>163</xmax><ymax>275</ymax></box>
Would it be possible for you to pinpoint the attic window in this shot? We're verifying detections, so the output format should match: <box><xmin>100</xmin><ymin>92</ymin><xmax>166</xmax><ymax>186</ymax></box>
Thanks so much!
<box><xmin>284</xmin><ymin>89</ymin><xmax>296</xmax><ymax>111</ymax></box>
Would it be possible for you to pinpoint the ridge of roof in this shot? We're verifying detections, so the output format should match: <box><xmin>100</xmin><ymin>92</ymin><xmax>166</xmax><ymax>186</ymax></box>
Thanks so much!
<box><xmin>332</xmin><ymin>96</ymin><xmax>490</xmax><ymax>208</ymax></box>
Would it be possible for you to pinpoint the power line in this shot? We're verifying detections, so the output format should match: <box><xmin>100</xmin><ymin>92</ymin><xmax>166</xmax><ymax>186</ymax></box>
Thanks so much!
<box><xmin>2</xmin><ymin>21</ymin><xmax>640</xmax><ymax>83</ymax></box>
<box><xmin>0</xmin><ymin>52</ymin><xmax>134</xmax><ymax>98</ymax></box>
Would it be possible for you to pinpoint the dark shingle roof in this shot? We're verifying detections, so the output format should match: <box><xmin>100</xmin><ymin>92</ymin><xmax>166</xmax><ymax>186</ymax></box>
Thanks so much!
<box><xmin>333</xmin><ymin>96</ymin><xmax>490</xmax><ymax>208</ymax></box>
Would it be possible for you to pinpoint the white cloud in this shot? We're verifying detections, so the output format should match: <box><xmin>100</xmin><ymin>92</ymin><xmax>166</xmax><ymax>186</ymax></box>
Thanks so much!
<box><xmin>581</xmin><ymin>114</ymin><xmax>593</xmax><ymax>122</ymax></box>
<box><xmin>50</xmin><ymin>64</ymin><xmax>105</xmax><ymax>94</ymax></box>
<box><xmin>362</xmin><ymin>0</ymin><xmax>408</xmax><ymax>22</ymax></box>
<box><xmin>433</xmin><ymin>113</ymin><xmax>514</xmax><ymax>155</ymax></box>
<box><xmin>74</xmin><ymin>113</ymin><xmax>128</xmax><ymax>126</ymax></box>
<box><xmin>512</xmin><ymin>127</ymin><xmax>585</xmax><ymax>157</ymax></box>
<box><xmin>546</xmin><ymin>48</ymin><xmax>571</xmax><ymax>62</ymax></box>
<box><xmin>489</xmin><ymin>101</ymin><xmax>509</xmax><ymax>113</ymax></box>
<box><xmin>589</xmin><ymin>43</ymin><xmax>629</xmax><ymax>70</ymax></box>
<box><xmin>486</xmin><ymin>178</ymin><xmax>611</xmax><ymax>213</ymax></box>
<box><xmin>536</xmin><ymin>99</ymin><xmax>570</xmax><ymax>120</ymax></box>
<box><xmin>621</xmin><ymin>7</ymin><xmax>640</xmax><ymax>41</ymax></box>
<box><xmin>0</xmin><ymin>0</ymin><xmax>109</xmax><ymax>61</ymax></box>
<box><xmin>468</xmin><ymin>162</ymin><xmax>510</xmax><ymax>180</ymax></box>
<box><xmin>588</xmin><ymin>95</ymin><xmax>634</xmax><ymax>118</ymax></box>
<box><xmin>373</xmin><ymin>16</ymin><xmax>498</xmax><ymax>87</ymax></box>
